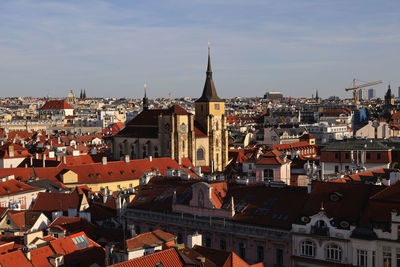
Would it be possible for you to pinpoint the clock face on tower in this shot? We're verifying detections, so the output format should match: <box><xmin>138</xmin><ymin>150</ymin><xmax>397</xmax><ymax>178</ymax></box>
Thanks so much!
<box><xmin>180</xmin><ymin>123</ymin><xmax>187</xmax><ymax>133</ymax></box>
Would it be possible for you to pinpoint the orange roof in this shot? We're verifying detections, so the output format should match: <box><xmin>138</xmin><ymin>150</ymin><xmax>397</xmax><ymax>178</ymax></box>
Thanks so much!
<box><xmin>0</xmin><ymin>179</ymin><xmax>42</xmax><ymax>198</ymax></box>
<box><xmin>40</xmin><ymin>100</ymin><xmax>73</xmax><ymax>110</ymax></box>
<box><xmin>124</xmin><ymin>230</ymin><xmax>176</xmax><ymax>251</ymax></box>
<box><xmin>29</xmin><ymin>245</ymin><xmax>54</xmax><ymax>267</ymax></box>
<box><xmin>0</xmin><ymin>142</ymin><xmax>31</xmax><ymax>159</ymax></box>
<box><xmin>109</xmin><ymin>248</ymin><xmax>183</xmax><ymax>267</ymax></box>
<box><xmin>0</xmin><ymin>250</ymin><xmax>32</xmax><ymax>266</ymax></box>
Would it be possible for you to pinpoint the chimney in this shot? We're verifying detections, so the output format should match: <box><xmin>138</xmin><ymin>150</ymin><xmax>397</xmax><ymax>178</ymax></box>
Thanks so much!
<box><xmin>35</xmin><ymin>153</ymin><xmax>39</xmax><ymax>160</ymax></box>
<box><xmin>149</xmin><ymin>156</ymin><xmax>152</xmax><ymax>162</ymax></box>
<box><xmin>8</xmin><ymin>146</ymin><xmax>14</xmax><ymax>158</ymax></box>
<box><xmin>63</xmin><ymin>156</ymin><xmax>67</xmax><ymax>164</ymax></box>
<box><xmin>30</xmin><ymin>157</ymin><xmax>33</xmax><ymax>166</ymax></box>
<box><xmin>124</xmin><ymin>154</ymin><xmax>130</xmax><ymax>163</ymax></box>
<box><xmin>211</xmin><ymin>160</ymin><xmax>215</xmax><ymax>173</ymax></box>
<box><xmin>102</xmin><ymin>156</ymin><xmax>107</xmax><ymax>165</ymax></box>
<box><xmin>187</xmin><ymin>232</ymin><xmax>202</xmax><ymax>248</ymax></box>
<box><xmin>57</xmin><ymin>155</ymin><xmax>61</xmax><ymax>162</ymax></box>
<box><xmin>307</xmin><ymin>183</ymin><xmax>312</xmax><ymax>194</ymax></box>
<box><xmin>42</xmin><ymin>154</ymin><xmax>46</xmax><ymax>168</ymax></box>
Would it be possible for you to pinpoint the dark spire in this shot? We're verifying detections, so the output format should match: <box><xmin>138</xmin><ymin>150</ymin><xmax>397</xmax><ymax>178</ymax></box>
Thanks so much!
<box><xmin>79</xmin><ymin>89</ymin><xmax>83</xmax><ymax>99</ymax></box>
<box><xmin>83</xmin><ymin>89</ymin><xmax>86</xmax><ymax>99</ymax></box>
<box><xmin>196</xmin><ymin>43</ymin><xmax>223</xmax><ymax>103</ymax></box>
<box><xmin>143</xmin><ymin>82</ymin><xmax>149</xmax><ymax>110</ymax></box>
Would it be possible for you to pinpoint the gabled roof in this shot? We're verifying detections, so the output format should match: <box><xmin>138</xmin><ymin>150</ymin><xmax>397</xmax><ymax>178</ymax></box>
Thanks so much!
<box><xmin>6</xmin><ymin>210</ymin><xmax>45</xmax><ymax>231</ymax></box>
<box><xmin>48</xmin><ymin>217</ymin><xmax>97</xmax><ymax>237</ymax></box>
<box><xmin>32</xmin><ymin>190</ymin><xmax>82</xmax><ymax>213</ymax></box>
<box><xmin>123</xmin><ymin>229</ymin><xmax>176</xmax><ymax>251</ymax></box>
<box><xmin>40</xmin><ymin>100</ymin><xmax>73</xmax><ymax>110</ymax></box>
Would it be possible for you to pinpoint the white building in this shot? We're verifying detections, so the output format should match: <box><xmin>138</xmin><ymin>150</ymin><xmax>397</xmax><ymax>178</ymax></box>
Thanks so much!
<box><xmin>303</xmin><ymin>121</ymin><xmax>353</xmax><ymax>145</ymax></box>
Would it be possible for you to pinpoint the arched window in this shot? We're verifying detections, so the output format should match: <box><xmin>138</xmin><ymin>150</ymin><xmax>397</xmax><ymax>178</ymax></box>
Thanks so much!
<box><xmin>182</xmin><ymin>140</ymin><xmax>185</xmax><ymax>151</ymax></box>
<box><xmin>119</xmin><ymin>144</ymin><xmax>123</xmax><ymax>158</ymax></box>
<box><xmin>325</xmin><ymin>243</ymin><xmax>342</xmax><ymax>262</ymax></box>
<box><xmin>130</xmin><ymin>145</ymin><xmax>135</xmax><ymax>159</ymax></box>
<box><xmin>197</xmin><ymin>148</ymin><xmax>205</xmax><ymax>160</ymax></box>
<box><xmin>300</xmin><ymin>240</ymin><xmax>316</xmax><ymax>257</ymax></box>
<box><xmin>142</xmin><ymin>145</ymin><xmax>147</xmax><ymax>158</ymax></box>
<box><xmin>216</xmin><ymin>122</ymin><xmax>219</xmax><ymax>131</ymax></box>
<box><xmin>216</xmin><ymin>138</ymin><xmax>219</xmax><ymax>147</ymax></box>
<box><xmin>154</xmin><ymin>146</ymin><xmax>159</xmax><ymax>158</ymax></box>
<box><xmin>198</xmin><ymin>190</ymin><xmax>204</xmax><ymax>208</ymax></box>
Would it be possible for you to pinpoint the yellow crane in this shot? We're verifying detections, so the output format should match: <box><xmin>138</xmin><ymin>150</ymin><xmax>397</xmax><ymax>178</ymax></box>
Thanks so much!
<box><xmin>345</xmin><ymin>79</ymin><xmax>383</xmax><ymax>104</ymax></box>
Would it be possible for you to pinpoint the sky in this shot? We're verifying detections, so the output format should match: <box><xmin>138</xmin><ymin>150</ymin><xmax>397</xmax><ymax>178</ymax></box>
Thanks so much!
<box><xmin>1</xmin><ymin>0</ymin><xmax>400</xmax><ymax>99</ymax></box>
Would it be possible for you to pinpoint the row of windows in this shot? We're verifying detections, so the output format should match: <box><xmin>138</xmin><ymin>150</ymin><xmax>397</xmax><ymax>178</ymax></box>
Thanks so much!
<box><xmin>300</xmin><ymin>240</ymin><xmax>342</xmax><ymax>262</ymax></box>
<box><xmin>334</xmin><ymin>152</ymin><xmax>382</xmax><ymax>160</ymax></box>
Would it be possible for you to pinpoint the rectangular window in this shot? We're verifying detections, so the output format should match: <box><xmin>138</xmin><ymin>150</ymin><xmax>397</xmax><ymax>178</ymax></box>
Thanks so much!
<box><xmin>214</xmin><ymin>104</ymin><xmax>220</xmax><ymax>110</ymax></box>
<box><xmin>335</xmin><ymin>165</ymin><xmax>339</xmax><ymax>173</ymax></box>
<box><xmin>205</xmin><ymin>237</ymin><xmax>212</xmax><ymax>247</ymax></box>
<box><xmin>274</xmin><ymin>246</ymin><xmax>284</xmax><ymax>266</ymax></box>
<box><xmin>335</xmin><ymin>152</ymin><xmax>339</xmax><ymax>159</ymax></box>
<box><xmin>257</xmin><ymin>245</ymin><xmax>264</xmax><ymax>262</ymax></box>
<box><xmin>345</xmin><ymin>153</ymin><xmax>349</xmax><ymax>160</ymax></box>
<box><xmin>383</xmin><ymin>246</ymin><xmax>392</xmax><ymax>267</ymax></box>
<box><xmin>238</xmin><ymin>242</ymin><xmax>246</xmax><ymax>260</ymax></box>
<box><xmin>357</xmin><ymin>249</ymin><xmax>368</xmax><ymax>267</ymax></box>
<box><xmin>372</xmin><ymin>251</ymin><xmax>376</xmax><ymax>267</ymax></box>
<box><xmin>220</xmin><ymin>239</ymin><xmax>226</xmax><ymax>250</ymax></box>
<box><xmin>397</xmin><ymin>248</ymin><xmax>400</xmax><ymax>267</ymax></box>
<box><xmin>377</xmin><ymin>152</ymin><xmax>381</xmax><ymax>160</ymax></box>
<box><xmin>366</xmin><ymin>153</ymin><xmax>371</xmax><ymax>160</ymax></box>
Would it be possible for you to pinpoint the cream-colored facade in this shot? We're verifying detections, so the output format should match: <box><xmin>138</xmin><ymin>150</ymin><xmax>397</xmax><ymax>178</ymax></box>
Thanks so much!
<box><xmin>112</xmin><ymin>51</ymin><xmax>228</xmax><ymax>171</ymax></box>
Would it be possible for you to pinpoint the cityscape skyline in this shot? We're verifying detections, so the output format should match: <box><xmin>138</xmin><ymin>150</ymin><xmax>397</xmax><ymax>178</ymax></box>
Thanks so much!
<box><xmin>1</xmin><ymin>0</ymin><xmax>400</xmax><ymax>98</ymax></box>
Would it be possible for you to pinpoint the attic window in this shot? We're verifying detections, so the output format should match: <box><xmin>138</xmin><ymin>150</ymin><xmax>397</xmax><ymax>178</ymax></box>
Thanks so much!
<box><xmin>329</xmin><ymin>192</ymin><xmax>343</xmax><ymax>202</ymax></box>
<box><xmin>131</xmin><ymin>170</ymin><xmax>136</xmax><ymax>174</ymax></box>
<box><xmin>120</xmin><ymin>170</ymin><xmax>126</xmax><ymax>175</ymax></box>
<box><xmin>108</xmin><ymin>172</ymin><xmax>113</xmax><ymax>176</ymax></box>
<box><xmin>96</xmin><ymin>173</ymin><xmax>101</xmax><ymax>177</ymax></box>
<box><xmin>4</xmin><ymin>187</ymin><xmax>10</xmax><ymax>193</ymax></box>
<box><xmin>137</xmin><ymin>196</ymin><xmax>147</xmax><ymax>202</ymax></box>
<box><xmin>88</xmin><ymin>174</ymin><xmax>94</xmax><ymax>178</ymax></box>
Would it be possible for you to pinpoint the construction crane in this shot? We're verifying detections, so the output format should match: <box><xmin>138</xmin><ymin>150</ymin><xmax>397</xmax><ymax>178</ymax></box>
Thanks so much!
<box><xmin>345</xmin><ymin>79</ymin><xmax>383</xmax><ymax>104</ymax></box>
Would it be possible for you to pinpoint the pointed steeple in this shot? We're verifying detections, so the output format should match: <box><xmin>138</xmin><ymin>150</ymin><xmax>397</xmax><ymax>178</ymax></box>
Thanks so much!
<box><xmin>83</xmin><ymin>90</ymin><xmax>86</xmax><ymax>99</ymax></box>
<box><xmin>196</xmin><ymin>42</ymin><xmax>223</xmax><ymax>103</ymax></box>
<box><xmin>143</xmin><ymin>82</ymin><xmax>149</xmax><ymax>110</ymax></box>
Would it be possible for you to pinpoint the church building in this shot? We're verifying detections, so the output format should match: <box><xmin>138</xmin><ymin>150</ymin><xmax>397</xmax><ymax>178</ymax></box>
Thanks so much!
<box><xmin>112</xmin><ymin>49</ymin><xmax>228</xmax><ymax>171</ymax></box>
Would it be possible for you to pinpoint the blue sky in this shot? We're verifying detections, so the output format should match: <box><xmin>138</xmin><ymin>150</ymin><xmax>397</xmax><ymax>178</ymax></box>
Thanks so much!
<box><xmin>1</xmin><ymin>0</ymin><xmax>400</xmax><ymax>98</ymax></box>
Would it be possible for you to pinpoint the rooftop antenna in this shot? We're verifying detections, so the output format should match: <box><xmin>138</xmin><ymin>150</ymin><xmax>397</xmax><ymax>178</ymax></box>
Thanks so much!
<box><xmin>144</xmin><ymin>81</ymin><xmax>147</xmax><ymax>97</ymax></box>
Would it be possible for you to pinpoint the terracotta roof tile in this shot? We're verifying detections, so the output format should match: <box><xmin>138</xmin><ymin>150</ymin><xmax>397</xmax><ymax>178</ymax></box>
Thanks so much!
<box><xmin>40</xmin><ymin>100</ymin><xmax>73</xmax><ymax>110</ymax></box>
<box><xmin>109</xmin><ymin>248</ymin><xmax>183</xmax><ymax>267</ymax></box>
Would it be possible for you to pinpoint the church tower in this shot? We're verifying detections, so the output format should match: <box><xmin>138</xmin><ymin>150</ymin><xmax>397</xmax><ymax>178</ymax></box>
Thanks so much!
<box><xmin>143</xmin><ymin>82</ymin><xmax>149</xmax><ymax>111</ymax></box>
<box><xmin>195</xmin><ymin>45</ymin><xmax>228</xmax><ymax>171</ymax></box>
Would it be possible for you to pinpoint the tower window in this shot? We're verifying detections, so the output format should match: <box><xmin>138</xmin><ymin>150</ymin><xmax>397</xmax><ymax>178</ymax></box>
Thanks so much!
<box><xmin>214</xmin><ymin>104</ymin><xmax>220</xmax><ymax>110</ymax></box>
<box><xmin>197</xmin><ymin>148</ymin><xmax>205</xmax><ymax>160</ymax></box>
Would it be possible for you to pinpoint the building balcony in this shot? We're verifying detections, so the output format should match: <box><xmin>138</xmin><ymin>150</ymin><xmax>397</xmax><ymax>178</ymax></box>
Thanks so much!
<box><xmin>311</xmin><ymin>226</ymin><xmax>329</xmax><ymax>236</ymax></box>
<box><xmin>124</xmin><ymin>208</ymin><xmax>290</xmax><ymax>241</ymax></box>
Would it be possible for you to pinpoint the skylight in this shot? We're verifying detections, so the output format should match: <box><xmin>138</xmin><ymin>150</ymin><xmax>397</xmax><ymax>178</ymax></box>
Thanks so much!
<box><xmin>72</xmin><ymin>234</ymin><xmax>91</xmax><ymax>249</ymax></box>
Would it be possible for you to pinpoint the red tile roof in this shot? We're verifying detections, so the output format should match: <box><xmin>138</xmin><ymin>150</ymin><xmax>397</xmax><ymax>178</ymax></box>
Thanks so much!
<box><xmin>0</xmin><ymin>142</ymin><xmax>31</xmax><ymax>159</ymax></box>
<box><xmin>123</xmin><ymin>230</ymin><xmax>176</xmax><ymax>251</ymax></box>
<box><xmin>32</xmin><ymin>190</ymin><xmax>82</xmax><ymax>213</ymax></box>
<box><xmin>29</xmin><ymin>245</ymin><xmax>54</xmax><ymax>267</ymax></box>
<box><xmin>0</xmin><ymin>179</ymin><xmax>42</xmax><ymax>197</ymax></box>
<box><xmin>40</xmin><ymin>100</ymin><xmax>73</xmax><ymax>110</ymax></box>
<box><xmin>0</xmin><ymin>250</ymin><xmax>32</xmax><ymax>266</ymax></box>
<box><xmin>48</xmin><ymin>216</ymin><xmax>97</xmax><ymax>237</ymax></box>
<box><xmin>109</xmin><ymin>248</ymin><xmax>184</xmax><ymax>267</ymax></box>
